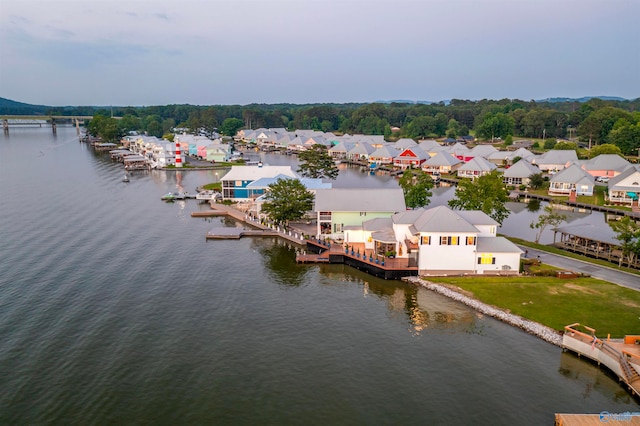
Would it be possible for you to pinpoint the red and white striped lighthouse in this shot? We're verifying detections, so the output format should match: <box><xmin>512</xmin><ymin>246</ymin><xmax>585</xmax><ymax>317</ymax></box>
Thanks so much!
<box><xmin>175</xmin><ymin>140</ymin><xmax>182</xmax><ymax>168</ymax></box>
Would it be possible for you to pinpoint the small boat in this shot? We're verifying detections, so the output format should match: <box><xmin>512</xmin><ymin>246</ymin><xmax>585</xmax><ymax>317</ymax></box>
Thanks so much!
<box><xmin>161</xmin><ymin>192</ymin><xmax>186</xmax><ymax>201</ymax></box>
<box><xmin>122</xmin><ymin>174</ymin><xmax>130</xmax><ymax>182</ymax></box>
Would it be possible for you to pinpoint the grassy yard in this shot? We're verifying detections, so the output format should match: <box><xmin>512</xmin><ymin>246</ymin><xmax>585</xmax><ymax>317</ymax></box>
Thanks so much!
<box><xmin>505</xmin><ymin>236</ymin><xmax>640</xmax><ymax>276</ymax></box>
<box><xmin>425</xmin><ymin>275</ymin><xmax>640</xmax><ymax>338</ymax></box>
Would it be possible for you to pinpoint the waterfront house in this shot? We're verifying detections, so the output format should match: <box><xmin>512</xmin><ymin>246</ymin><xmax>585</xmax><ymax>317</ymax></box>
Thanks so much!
<box><xmin>346</xmin><ymin>143</ymin><xmax>376</xmax><ymax>162</ymax></box>
<box><xmin>534</xmin><ymin>150</ymin><xmax>578</xmax><ymax>173</ymax></box>
<box><xmin>220</xmin><ymin>165</ymin><xmax>299</xmax><ymax>201</ymax></box>
<box><xmin>393</xmin><ymin>146</ymin><xmax>429</xmax><ymax>169</ymax></box>
<box><xmin>445</xmin><ymin>143</ymin><xmax>472</xmax><ymax>162</ymax></box>
<box><xmin>469</xmin><ymin>144</ymin><xmax>499</xmax><ymax>160</ymax></box>
<box><xmin>369</xmin><ymin>145</ymin><xmax>400</xmax><ymax>166</ymax></box>
<box><xmin>422</xmin><ymin>151</ymin><xmax>463</xmax><ymax>175</ymax></box>
<box><xmin>395</xmin><ymin>138</ymin><xmax>418</xmax><ymax>150</ymax></box>
<box><xmin>502</xmin><ymin>160</ymin><xmax>541</xmax><ymax>186</ymax></box>
<box><xmin>548</xmin><ymin>163</ymin><xmax>595</xmax><ymax>196</ymax></box>
<box><xmin>205</xmin><ymin>143</ymin><xmax>231</xmax><ymax>163</ymax></box>
<box><xmin>314</xmin><ymin>188</ymin><xmax>406</xmax><ymax>240</ymax></box>
<box><xmin>328</xmin><ymin>141</ymin><xmax>356</xmax><ymax>160</ymax></box>
<box><xmin>344</xmin><ymin>205</ymin><xmax>522</xmax><ymax>275</ymax></box>
<box><xmin>580</xmin><ymin>154</ymin><xmax>632</xmax><ymax>180</ymax></box>
<box><xmin>456</xmin><ymin>157</ymin><xmax>497</xmax><ymax>180</ymax></box>
<box><xmin>606</xmin><ymin>166</ymin><xmax>640</xmax><ymax>207</ymax></box>
<box><xmin>418</xmin><ymin>139</ymin><xmax>445</xmax><ymax>157</ymax></box>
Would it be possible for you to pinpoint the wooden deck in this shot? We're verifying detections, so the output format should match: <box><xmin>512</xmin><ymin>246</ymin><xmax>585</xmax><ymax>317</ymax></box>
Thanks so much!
<box><xmin>562</xmin><ymin>324</ymin><xmax>640</xmax><ymax>399</ymax></box>
<box><xmin>555</xmin><ymin>413</ymin><xmax>640</xmax><ymax>425</ymax></box>
<box><xmin>298</xmin><ymin>239</ymin><xmax>419</xmax><ymax>280</ymax></box>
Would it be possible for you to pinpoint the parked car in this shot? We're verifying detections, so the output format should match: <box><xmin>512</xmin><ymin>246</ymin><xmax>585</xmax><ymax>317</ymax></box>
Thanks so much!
<box><xmin>595</xmin><ymin>176</ymin><xmax>610</xmax><ymax>183</ymax></box>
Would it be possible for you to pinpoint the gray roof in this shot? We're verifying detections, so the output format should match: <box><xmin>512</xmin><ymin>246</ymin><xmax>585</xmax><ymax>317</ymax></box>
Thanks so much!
<box><xmin>456</xmin><ymin>210</ymin><xmax>499</xmax><ymax>226</ymax></box>
<box><xmin>393</xmin><ymin>208</ymin><xmax>429</xmax><ymax>225</ymax></box>
<box><xmin>409</xmin><ymin>206</ymin><xmax>480</xmax><ymax>233</ymax></box>
<box><xmin>370</xmin><ymin>145</ymin><xmax>400</xmax><ymax>159</ymax></box>
<box><xmin>608</xmin><ymin>167</ymin><xmax>640</xmax><ymax>191</ymax></box>
<box><xmin>582</xmin><ymin>154</ymin><xmax>631</xmax><ymax>172</ymax></box>
<box><xmin>536</xmin><ymin>150</ymin><xmax>578</xmax><ymax>166</ymax></box>
<box><xmin>314</xmin><ymin>188</ymin><xmax>406</xmax><ymax>212</ymax></box>
<box><xmin>395</xmin><ymin>138</ymin><xmax>418</xmax><ymax>149</ymax></box>
<box><xmin>554</xmin><ymin>223</ymin><xmax>619</xmax><ymax>246</ymax></box>
<box><xmin>458</xmin><ymin>157</ymin><xmax>497</xmax><ymax>172</ymax></box>
<box><xmin>469</xmin><ymin>144</ymin><xmax>498</xmax><ymax>158</ymax></box>
<box><xmin>476</xmin><ymin>237</ymin><xmax>523</xmax><ymax>253</ymax></box>
<box><xmin>503</xmin><ymin>160</ymin><xmax>541</xmax><ymax>178</ymax></box>
<box><xmin>424</xmin><ymin>152</ymin><xmax>462</xmax><ymax>166</ymax></box>
<box><xmin>363</xmin><ymin>217</ymin><xmax>393</xmax><ymax>231</ymax></box>
<box><xmin>550</xmin><ymin>163</ymin><xmax>594</xmax><ymax>185</ymax></box>
<box><xmin>418</xmin><ymin>139</ymin><xmax>442</xmax><ymax>151</ymax></box>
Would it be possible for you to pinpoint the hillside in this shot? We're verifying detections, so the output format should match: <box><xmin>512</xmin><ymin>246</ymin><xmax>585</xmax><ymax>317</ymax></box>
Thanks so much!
<box><xmin>0</xmin><ymin>97</ymin><xmax>49</xmax><ymax>115</ymax></box>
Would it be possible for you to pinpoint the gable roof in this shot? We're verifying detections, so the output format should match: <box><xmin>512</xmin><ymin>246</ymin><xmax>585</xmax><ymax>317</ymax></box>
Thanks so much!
<box><xmin>608</xmin><ymin>166</ymin><xmax>640</xmax><ymax>191</ymax></box>
<box><xmin>397</xmin><ymin>146</ymin><xmax>429</xmax><ymax>161</ymax></box>
<box><xmin>550</xmin><ymin>163</ymin><xmax>594</xmax><ymax>185</ymax></box>
<box><xmin>221</xmin><ymin>165</ymin><xmax>298</xmax><ymax>181</ymax></box>
<box><xmin>469</xmin><ymin>144</ymin><xmax>499</xmax><ymax>158</ymax></box>
<box><xmin>395</xmin><ymin>138</ymin><xmax>418</xmax><ymax>149</ymax></box>
<box><xmin>582</xmin><ymin>154</ymin><xmax>631</xmax><ymax>172</ymax></box>
<box><xmin>502</xmin><ymin>160</ymin><xmax>541</xmax><ymax>178</ymax></box>
<box><xmin>458</xmin><ymin>157</ymin><xmax>497</xmax><ymax>172</ymax></box>
<box><xmin>408</xmin><ymin>205</ymin><xmax>480</xmax><ymax>233</ymax></box>
<box><xmin>536</xmin><ymin>150</ymin><xmax>578</xmax><ymax>165</ymax></box>
<box><xmin>370</xmin><ymin>145</ymin><xmax>400</xmax><ymax>159</ymax></box>
<box><xmin>476</xmin><ymin>236</ymin><xmax>522</xmax><ymax>253</ymax></box>
<box><xmin>424</xmin><ymin>151</ymin><xmax>463</xmax><ymax>166</ymax></box>
<box><xmin>314</xmin><ymin>188</ymin><xmax>406</xmax><ymax>212</ymax></box>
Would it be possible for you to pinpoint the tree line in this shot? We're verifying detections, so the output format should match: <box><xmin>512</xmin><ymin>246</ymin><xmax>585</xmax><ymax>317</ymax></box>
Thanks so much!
<box><xmin>63</xmin><ymin>98</ymin><xmax>639</xmax><ymax>155</ymax></box>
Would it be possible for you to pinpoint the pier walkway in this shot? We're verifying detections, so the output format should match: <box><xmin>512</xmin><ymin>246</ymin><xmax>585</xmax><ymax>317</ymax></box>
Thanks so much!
<box><xmin>192</xmin><ymin>203</ymin><xmax>307</xmax><ymax>246</ymax></box>
<box><xmin>562</xmin><ymin>323</ymin><xmax>640</xmax><ymax>398</ymax></box>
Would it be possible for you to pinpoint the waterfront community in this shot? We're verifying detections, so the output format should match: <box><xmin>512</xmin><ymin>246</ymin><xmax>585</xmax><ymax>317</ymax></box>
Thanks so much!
<box><xmin>2</xmin><ymin>122</ymin><xmax>640</xmax><ymax>424</ymax></box>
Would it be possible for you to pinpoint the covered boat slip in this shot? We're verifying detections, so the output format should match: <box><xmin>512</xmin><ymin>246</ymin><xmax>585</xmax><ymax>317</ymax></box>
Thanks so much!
<box><xmin>553</xmin><ymin>223</ymin><xmax>640</xmax><ymax>269</ymax></box>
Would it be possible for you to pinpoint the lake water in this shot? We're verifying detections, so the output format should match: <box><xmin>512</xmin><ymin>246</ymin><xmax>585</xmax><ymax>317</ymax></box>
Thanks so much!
<box><xmin>0</xmin><ymin>127</ymin><xmax>637</xmax><ymax>425</ymax></box>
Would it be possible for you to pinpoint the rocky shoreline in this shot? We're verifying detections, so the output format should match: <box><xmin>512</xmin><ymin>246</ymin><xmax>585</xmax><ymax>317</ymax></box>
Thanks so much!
<box><xmin>403</xmin><ymin>276</ymin><xmax>564</xmax><ymax>347</ymax></box>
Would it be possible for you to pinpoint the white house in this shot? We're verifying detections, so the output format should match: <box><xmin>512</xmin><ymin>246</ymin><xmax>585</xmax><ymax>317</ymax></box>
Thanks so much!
<box><xmin>457</xmin><ymin>157</ymin><xmax>497</xmax><ymax>179</ymax></box>
<box><xmin>606</xmin><ymin>166</ymin><xmax>640</xmax><ymax>206</ymax></box>
<box><xmin>548</xmin><ymin>163</ymin><xmax>595</xmax><ymax>196</ymax></box>
<box><xmin>502</xmin><ymin>160</ymin><xmax>541</xmax><ymax>186</ymax></box>
<box><xmin>346</xmin><ymin>205</ymin><xmax>522</xmax><ymax>275</ymax></box>
<box><xmin>220</xmin><ymin>165</ymin><xmax>299</xmax><ymax>201</ymax></box>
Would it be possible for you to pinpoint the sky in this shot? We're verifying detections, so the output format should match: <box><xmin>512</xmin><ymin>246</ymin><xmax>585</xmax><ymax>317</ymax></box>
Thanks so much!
<box><xmin>1</xmin><ymin>0</ymin><xmax>639</xmax><ymax>106</ymax></box>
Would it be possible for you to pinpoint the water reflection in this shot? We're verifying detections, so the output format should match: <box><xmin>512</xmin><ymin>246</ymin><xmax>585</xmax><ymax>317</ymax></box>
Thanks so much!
<box><xmin>558</xmin><ymin>352</ymin><xmax>636</xmax><ymax>404</ymax></box>
<box><xmin>253</xmin><ymin>239</ymin><xmax>311</xmax><ymax>287</ymax></box>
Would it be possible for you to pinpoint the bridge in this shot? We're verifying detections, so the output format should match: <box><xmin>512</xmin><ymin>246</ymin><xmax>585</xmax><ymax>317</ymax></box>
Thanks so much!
<box><xmin>1</xmin><ymin>115</ymin><xmax>119</xmax><ymax>134</ymax></box>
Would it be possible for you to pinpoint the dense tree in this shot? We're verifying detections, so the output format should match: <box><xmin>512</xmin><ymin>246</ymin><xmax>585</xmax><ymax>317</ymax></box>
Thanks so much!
<box><xmin>297</xmin><ymin>145</ymin><xmax>339</xmax><ymax>180</ymax></box>
<box><xmin>554</xmin><ymin>141</ymin><xmax>578</xmax><ymax>151</ymax></box>
<box><xmin>609</xmin><ymin>216</ymin><xmax>640</xmax><ymax>267</ymax></box>
<box><xmin>448</xmin><ymin>170</ymin><xmax>510</xmax><ymax>225</ymax></box>
<box><xmin>608</xmin><ymin>120</ymin><xmax>640</xmax><ymax>155</ymax></box>
<box><xmin>219</xmin><ymin>118</ymin><xmax>244</xmax><ymax>137</ymax></box>
<box><xmin>588</xmin><ymin>143</ymin><xmax>623</xmax><ymax>158</ymax></box>
<box><xmin>529</xmin><ymin>206</ymin><xmax>567</xmax><ymax>243</ymax></box>
<box><xmin>528</xmin><ymin>173</ymin><xmax>545</xmax><ymax>190</ymax></box>
<box><xmin>261</xmin><ymin>178</ymin><xmax>315</xmax><ymax>227</ymax></box>
<box><xmin>475</xmin><ymin>113</ymin><xmax>515</xmax><ymax>140</ymax></box>
<box><xmin>398</xmin><ymin>170</ymin><xmax>434</xmax><ymax>209</ymax></box>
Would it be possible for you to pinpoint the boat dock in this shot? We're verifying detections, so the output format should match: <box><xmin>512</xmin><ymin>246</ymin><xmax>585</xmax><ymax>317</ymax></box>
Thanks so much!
<box><xmin>297</xmin><ymin>239</ymin><xmax>419</xmax><ymax>280</ymax></box>
<box><xmin>562</xmin><ymin>323</ymin><xmax>640</xmax><ymax>398</ymax></box>
<box><xmin>193</xmin><ymin>203</ymin><xmax>307</xmax><ymax>246</ymax></box>
<box><xmin>554</xmin><ymin>412</ymin><xmax>640</xmax><ymax>425</ymax></box>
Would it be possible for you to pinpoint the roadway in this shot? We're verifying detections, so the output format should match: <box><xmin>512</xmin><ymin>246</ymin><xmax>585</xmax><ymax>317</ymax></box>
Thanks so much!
<box><xmin>520</xmin><ymin>246</ymin><xmax>640</xmax><ymax>291</ymax></box>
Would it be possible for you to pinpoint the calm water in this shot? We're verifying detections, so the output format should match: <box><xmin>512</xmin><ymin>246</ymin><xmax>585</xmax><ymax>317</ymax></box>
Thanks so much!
<box><xmin>0</xmin><ymin>127</ymin><xmax>637</xmax><ymax>425</ymax></box>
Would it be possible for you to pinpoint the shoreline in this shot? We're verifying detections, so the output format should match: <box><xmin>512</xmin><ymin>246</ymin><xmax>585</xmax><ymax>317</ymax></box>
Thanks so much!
<box><xmin>403</xmin><ymin>276</ymin><xmax>564</xmax><ymax>347</ymax></box>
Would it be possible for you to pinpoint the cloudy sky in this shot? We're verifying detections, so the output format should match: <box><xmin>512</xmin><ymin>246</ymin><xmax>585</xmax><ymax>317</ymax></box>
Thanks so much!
<box><xmin>1</xmin><ymin>0</ymin><xmax>638</xmax><ymax>106</ymax></box>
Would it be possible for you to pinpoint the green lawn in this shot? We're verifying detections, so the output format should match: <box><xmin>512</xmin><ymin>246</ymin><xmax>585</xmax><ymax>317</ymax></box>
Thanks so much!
<box><xmin>425</xmin><ymin>276</ymin><xmax>640</xmax><ymax>338</ymax></box>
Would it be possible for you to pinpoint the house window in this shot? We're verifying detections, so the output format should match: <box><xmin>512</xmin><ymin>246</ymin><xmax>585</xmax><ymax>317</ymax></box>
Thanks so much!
<box><xmin>440</xmin><ymin>236</ymin><xmax>459</xmax><ymax>245</ymax></box>
<box><xmin>466</xmin><ymin>236</ymin><xmax>476</xmax><ymax>245</ymax></box>
<box><xmin>334</xmin><ymin>223</ymin><xmax>343</xmax><ymax>233</ymax></box>
<box><xmin>477</xmin><ymin>254</ymin><xmax>496</xmax><ymax>265</ymax></box>
<box><xmin>421</xmin><ymin>236</ymin><xmax>431</xmax><ymax>245</ymax></box>
<box><xmin>360</xmin><ymin>212</ymin><xmax>367</xmax><ymax>216</ymax></box>
<box><xmin>235</xmin><ymin>180</ymin><xmax>243</xmax><ymax>186</ymax></box>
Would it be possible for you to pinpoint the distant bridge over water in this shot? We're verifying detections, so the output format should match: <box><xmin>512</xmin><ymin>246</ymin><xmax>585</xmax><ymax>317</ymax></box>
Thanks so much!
<box><xmin>1</xmin><ymin>115</ymin><xmax>120</xmax><ymax>134</ymax></box>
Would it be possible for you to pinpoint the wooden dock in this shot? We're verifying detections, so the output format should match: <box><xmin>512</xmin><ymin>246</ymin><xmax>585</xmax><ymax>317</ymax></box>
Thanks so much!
<box><xmin>562</xmin><ymin>324</ymin><xmax>640</xmax><ymax>398</ymax></box>
<box><xmin>555</xmin><ymin>413</ymin><xmax>640</xmax><ymax>425</ymax></box>
<box><xmin>297</xmin><ymin>239</ymin><xmax>419</xmax><ymax>280</ymax></box>
<box><xmin>206</xmin><ymin>228</ymin><xmax>280</xmax><ymax>240</ymax></box>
